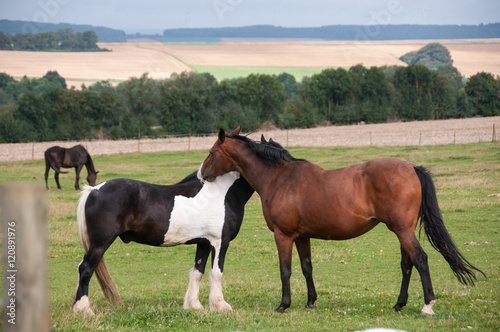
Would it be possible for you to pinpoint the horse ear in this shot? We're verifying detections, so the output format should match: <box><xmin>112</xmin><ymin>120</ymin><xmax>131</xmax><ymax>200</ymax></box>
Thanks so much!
<box><xmin>230</xmin><ymin>126</ymin><xmax>241</xmax><ymax>136</ymax></box>
<box><xmin>218</xmin><ymin>128</ymin><xmax>225</xmax><ymax>143</ymax></box>
<box><xmin>260</xmin><ymin>134</ymin><xmax>267</xmax><ymax>143</ymax></box>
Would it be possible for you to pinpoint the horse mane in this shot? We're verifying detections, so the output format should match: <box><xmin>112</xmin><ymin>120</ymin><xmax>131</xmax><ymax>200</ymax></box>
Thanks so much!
<box><xmin>77</xmin><ymin>145</ymin><xmax>97</xmax><ymax>174</ymax></box>
<box><xmin>86</xmin><ymin>154</ymin><xmax>97</xmax><ymax>173</ymax></box>
<box><xmin>227</xmin><ymin>134</ymin><xmax>306</xmax><ymax>165</ymax></box>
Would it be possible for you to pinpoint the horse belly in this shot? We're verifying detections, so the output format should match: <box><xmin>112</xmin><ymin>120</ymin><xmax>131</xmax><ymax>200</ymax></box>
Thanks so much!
<box><xmin>161</xmin><ymin>195</ymin><xmax>225</xmax><ymax>247</ymax></box>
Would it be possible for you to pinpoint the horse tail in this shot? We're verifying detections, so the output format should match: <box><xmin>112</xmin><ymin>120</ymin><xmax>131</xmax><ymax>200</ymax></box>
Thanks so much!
<box><xmin>45</xmin><ymin>149</ymin><xmax>69</xmax><ymax>174</ymax></box>
<box><xmin>413</xmin><ymin>166</ymin><xmax>486</xmax><ymax>286</ymax></box>
<box><xmin>77</xmin><ymin>185</ymin><xmax>122</xmax><ymax>304</ymax></box>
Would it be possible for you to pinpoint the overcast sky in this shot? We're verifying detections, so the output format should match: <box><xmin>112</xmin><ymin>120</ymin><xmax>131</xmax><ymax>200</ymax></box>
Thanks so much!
<box><xmin>1</xmin><ymin>0</ymin><xmax>499</xmax><ymax>34</ymax></box>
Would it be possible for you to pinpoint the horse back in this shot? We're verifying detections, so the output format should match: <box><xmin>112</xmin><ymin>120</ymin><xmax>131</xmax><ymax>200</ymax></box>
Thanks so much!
<box><xmin>64</xmin><ymin>145</ymin><xmax>89</xmax><ymax>166</ymax></box>
<box><xmin>265</xmin><ymin>158</ymin><xmax>421</xmax><ymax>239</ymax></box>
<box><xmin>85</xmin><ymin>178</ymin><xmax>203</xmax><ymax>246</ymax></box>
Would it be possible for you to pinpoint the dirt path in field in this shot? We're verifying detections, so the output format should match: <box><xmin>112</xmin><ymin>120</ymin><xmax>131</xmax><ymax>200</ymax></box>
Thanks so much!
<box><xmin>1</xmin><ymin>117</ymin><xmax>498</xmax><ymax>162</ymax></box>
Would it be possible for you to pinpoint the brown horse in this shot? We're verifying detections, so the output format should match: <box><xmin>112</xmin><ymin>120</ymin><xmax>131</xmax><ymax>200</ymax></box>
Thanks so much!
<box><xmin>44</xmin><ymin>145</ymin><xmax>98</xmax><ymax>190</ymax></box>
<box><xmin>200</xmin><ymin>127</ymin><xmax>485</xmax><ymax>315</ymax></box>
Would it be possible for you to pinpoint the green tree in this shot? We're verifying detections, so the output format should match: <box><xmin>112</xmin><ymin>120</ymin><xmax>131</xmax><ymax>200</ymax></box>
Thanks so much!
<box><xmin>275</xmin><ymin>72</ymin><xmax>298</xmax><ymax>97</ymax></box>
<box><xmin>400</xmin><ymin>43</ymin><xmax>453</xmax><ymax>70</ymax></box>
<box><xmin>235</xmin><ymin>74</ymin><xmax>287</xmax><ymax>125</ymax></box>
<box><xmin>309</xmin><ymin>68</ymin><xmax>352</xmax><ymax>123</ymax></box>
<box><xmin>464</xmin><ymin>72</ymin><xmax>500</xmax><ymax>116</ymax></box>
<box><xmin>58</xmin><ymin>28</ymin><xmax>75</xmax><ymax>49</ymax></box>
<box><xmin>159</xmin><ymin>72</ymin><xmax>214</xmax><ymax>134</ymax></box>
<box><xmin>118</xmin><ymin>73</ymin><xmax>160</xmax><ymax>136</ymax></box>
<box><xmin>16</xmin><ymin>91</ymin><xmax>47</xmax><ymax>140</ymax></box>
<box><xmin>0</xmin><ymin>32</ymin><xmax>13</xmax><ymax>50</ymax></box>
<box><xmin>394</xmin><ymin>64</ymin><xmax>436</xmax><ymax>120</ymax></box>
<box><xmin>43</xmin><ymin>71</ymin><xmax>67</xmax><ymax>89</ymax></box>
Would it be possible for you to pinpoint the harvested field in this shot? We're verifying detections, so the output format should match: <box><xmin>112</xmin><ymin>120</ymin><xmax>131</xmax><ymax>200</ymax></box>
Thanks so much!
<box><xmin>1</xmin><ymin>116</ymin><xmax>498</xmax><ymax>162</ymax></box>
<box><xmin>0</xmin><ymin>39</ymin><xmax>498</xmax><ymax>88</ymax></box>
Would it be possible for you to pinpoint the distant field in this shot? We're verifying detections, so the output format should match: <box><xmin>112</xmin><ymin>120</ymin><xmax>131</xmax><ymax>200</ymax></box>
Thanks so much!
<box><xmin>0</xmin><ymin>39</ymin><xmax>499</xmax><ymax>87</ymax></box>
<box><xmin>189</xmin><ymin>65</ymin><xmax>331</xmax><ymax>80</ymax></box>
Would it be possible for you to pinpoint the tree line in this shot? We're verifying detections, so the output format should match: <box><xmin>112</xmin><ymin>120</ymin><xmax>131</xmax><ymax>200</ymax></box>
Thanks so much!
<box><xmin>0</xmin><ymin>28</ymin><xmax>105</xmax><ymax>51</ymax></box>
<box><xmin>0</xmin><ymin>19</ymin><xmax>126</xmax><ymax>43</ymax></box>
<box><xmin>0</xmin><ymin>65</ymin><xmax>498</xmax><ymax>143</ymax></box>
<box><xmin>160</xmin><ymin>23</ymin><xmax>500</xmax><ymax>42</ymax></box>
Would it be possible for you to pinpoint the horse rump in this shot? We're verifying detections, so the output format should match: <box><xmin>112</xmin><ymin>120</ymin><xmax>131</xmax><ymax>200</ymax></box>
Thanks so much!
<box><xmin>75</xmin><ymin>185</ymin><xmax>122</xmax><ymax>306</ymax></box>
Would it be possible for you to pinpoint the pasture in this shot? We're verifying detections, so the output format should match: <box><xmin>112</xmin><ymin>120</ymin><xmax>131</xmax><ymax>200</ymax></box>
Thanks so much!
<box><xmin>0</xmin><ymin>142</ymin><xmax>498</xmax><ymax>331</ymax></box>
<box><xmin>0</xmin><ymin>39</ymin><xmax>499</xmax><ymax>87</ymax></box>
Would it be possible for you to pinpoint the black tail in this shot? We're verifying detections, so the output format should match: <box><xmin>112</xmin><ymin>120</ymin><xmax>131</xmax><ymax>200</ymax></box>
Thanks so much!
<box><xmin>414</xmin><ymin>166</ymin><xmax>486</xmax><ymax>286</ymax></box>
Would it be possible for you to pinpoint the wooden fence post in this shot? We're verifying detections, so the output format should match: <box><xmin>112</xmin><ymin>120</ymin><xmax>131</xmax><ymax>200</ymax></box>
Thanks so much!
<box><xmin>2</xmin><ymin>183</ymin><xmax>49</xmax><ymax>332</ymax></box>
<box><xmin>493</xmin><ymin>124</ymin><xmax>496</xmax><ymax>142</ymax></box>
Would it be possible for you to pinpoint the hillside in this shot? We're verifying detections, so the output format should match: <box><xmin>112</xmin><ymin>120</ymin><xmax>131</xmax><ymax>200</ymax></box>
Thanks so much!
<box><xmin>0</xmin><ymin>19</ymin><xmax>126</xmax><ymax>42</ymax></box>
<box><xmin>159</xmin><ymin>23</ymin><xmax>500</xmax><ymax>42</ymax></box>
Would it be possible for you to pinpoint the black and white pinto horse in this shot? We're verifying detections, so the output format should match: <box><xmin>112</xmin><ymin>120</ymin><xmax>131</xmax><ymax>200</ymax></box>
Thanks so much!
<box><xmin>72</xmin><ymin>168</ymin><xmax>254</xmax><ymax>316</ymax></box>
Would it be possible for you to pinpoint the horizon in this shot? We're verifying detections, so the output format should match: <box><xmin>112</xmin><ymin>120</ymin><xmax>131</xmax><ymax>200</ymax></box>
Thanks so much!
<box><xmin>1</xmin><ymin>0</ymin><xmax>499</xmax><ymax>35</ymax></box>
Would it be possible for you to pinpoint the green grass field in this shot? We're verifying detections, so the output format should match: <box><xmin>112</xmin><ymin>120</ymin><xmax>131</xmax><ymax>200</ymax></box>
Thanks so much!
<box><xmin>1</xmin><ymin>143</ymin><xmax>499</xmax><ymax>331</ymax></box>
<box><xmin>189</xmin><ymin>65</ymin><xmax>331</xmax><ymax>81</ymax></box>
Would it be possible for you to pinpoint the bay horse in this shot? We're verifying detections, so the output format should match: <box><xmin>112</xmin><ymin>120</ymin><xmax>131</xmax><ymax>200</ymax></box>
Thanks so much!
<box><xmin>72</xmin><ymin>168</ymin><xmax>254</xmax><ymax>316</ymax></box>
<box><xmin>44</xmin><ymin>145</ymin><xmax>98</xmax><ymax>190</ymax></box>
<box><xmin>200</xmin><ymin>127</ymin><xmax>485</xmax><ymax>315</ymax></box>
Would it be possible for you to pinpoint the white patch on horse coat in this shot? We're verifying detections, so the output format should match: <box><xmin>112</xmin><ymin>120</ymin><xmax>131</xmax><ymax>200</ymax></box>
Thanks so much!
<box><xmin>72</xmin><ymin>295</ymin><xmax>95</xmax><ymax>316</ymax></box>
<box><xmin>421</xmin><ymin>300</ymin><xmax>436</xmax><ymax>315</ymax></box>
<box><xmin>162</xmin><ymin>171</ymin><xmax>240</xmax><ymax>246</ymax></box>
<box><xmin>77</xmin><ymin>182</ymin><xmax>107</xmax><ymax>252</ymax></box>
<box><xmin>183</xmin><ymin>268</ymin><xmax>204</xmax><ymax>310</ymax></box>
<box><xmin>93</xmin><ymin>181</ymin><xmax>107</xmax><ymax>190</ymax></box>
<box><xmin>209</xmin><ymin>263</ymin><xmax>232</xmax><ymax>311</ymax></box>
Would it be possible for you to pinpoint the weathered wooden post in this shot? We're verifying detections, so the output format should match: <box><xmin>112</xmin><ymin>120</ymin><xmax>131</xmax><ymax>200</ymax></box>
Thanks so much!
<box><xmin>2</xmin><ymin>183</ymin><xmax>49</xmax><ymax>332</ymax></box>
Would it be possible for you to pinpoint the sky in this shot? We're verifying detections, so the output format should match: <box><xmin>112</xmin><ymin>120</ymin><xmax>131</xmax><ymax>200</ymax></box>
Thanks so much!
<box><xmin>1</xmin><ymin>0</ymin><xmax>499</xmax><ymax>34</ymax></box>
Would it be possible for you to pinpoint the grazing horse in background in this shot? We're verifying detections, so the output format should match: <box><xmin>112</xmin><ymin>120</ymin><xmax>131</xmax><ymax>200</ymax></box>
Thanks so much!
<box><xmin>44</xmin><ymin>145</ymin><xmax>98</xmax><ymax>190</ymax></box>
<box><xmin>200</xmin><ymin>127</ymin><xmax>485</xmax><ymax>315</ymax></box>
<box><xmin>72</xmin><ymin>168</ymin><xmax>254</xmax><ymax>316</ymax></box>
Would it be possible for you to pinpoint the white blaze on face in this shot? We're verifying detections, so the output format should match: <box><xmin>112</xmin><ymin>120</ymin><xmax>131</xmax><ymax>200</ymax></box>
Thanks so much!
<box><xmin>162</xmin><ymin>171</ymin><xmax>240</xmax><ymax>246</ymax></box>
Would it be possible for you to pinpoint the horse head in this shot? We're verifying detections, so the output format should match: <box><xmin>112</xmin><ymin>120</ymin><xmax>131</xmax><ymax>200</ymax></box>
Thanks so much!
<box><xmin>201</xmin><ymin>126</ymin><xmax>241</xmax><ymax>182</ymax></box>
<box><xmin>87</xmin><ymin>170</ymin><xmax>99</xmax><ymax>186</ymax></box>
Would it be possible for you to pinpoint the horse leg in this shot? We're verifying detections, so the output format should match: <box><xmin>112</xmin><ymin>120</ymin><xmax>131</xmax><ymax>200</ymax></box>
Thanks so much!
<box><xmin>73</xmin><ymin>242</ymin><xmax>113</xmax><ymax>316</ymax></box>
<box><xmin>295</xmin><ymin>237</ymin><xmax>317</xmax><ymax>309</ymax></box>
<box><xmin>44</xmin><ymin>163</ymin><xmax>50</xmax><ymax>190</ymax></box>
<box><xmin>209</xmin><ymin>240</ymin><xmax>232</xmax><ymax>311</ymax></box>
<box><xmin>393</xmin><ymin>246</ymin><xmax>414</xmax><ymax>312</ymax></box>
<box><xmin>183</xmin><ymin>242</ymin><xmax>211</xmax><ymax>310</ymax></box>
<box><xmin>54</xmin><ymin>170</ymin><xmax>62</xmax><ymax>190</ymax></box>
<box><xmin>274</xmin><ymin>231</ymin><xmax>294</xmax><ymax>313</ymax></box>
<box><xmin>75</xmin><ymin>165</ymin><xmax>84</xmax><ymax>190</ymax></box>
<box><xmin>397</xmin><ymin>231</ymin><xmax>436</xmax><ymax>315</ymax></box>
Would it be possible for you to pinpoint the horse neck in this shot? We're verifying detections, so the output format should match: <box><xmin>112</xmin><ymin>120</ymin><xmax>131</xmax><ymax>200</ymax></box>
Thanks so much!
<box><xmin>85</xmin><ymin>155</ymin><xmax>96</xmax><ymax>174</ymax></box>
<box><xmin>227</xmin><ymin>144</ymin><xmax>275</xmax><ymax>195</ymax></box>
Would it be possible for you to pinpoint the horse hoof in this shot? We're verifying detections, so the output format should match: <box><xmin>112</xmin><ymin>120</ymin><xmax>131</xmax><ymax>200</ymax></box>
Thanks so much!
<box><xmin>210</xmin><ymin>301</ymin><xmax>232</xmax><ymax>311</ymax></box>
<box><xmin>72</xmin><ymin>296</ymin><xmax>95</xmax><ymax>317</ymax></box>
<box><xmin>421</xmin><ymin>300</ymin><xmax>436</xmax><ymax>315</ymax></box>
<box><xmin>392</xmin><ymin>304</ymin><xmax>403</xmax><ymax>312</ymax></box>
<box><xmin>305</xmin><ymin>303</ymin><xmax>317</xmax><ymax>309</ymax></box>
<box><xmin>274</xmin><ymin>305</ymin><xmax>286</xmax><ymax>314</ymax></box>
<box><xmin>184</xmin><ymin>302</ymin><xmax>204</xmax><ymax>310</ymax></box>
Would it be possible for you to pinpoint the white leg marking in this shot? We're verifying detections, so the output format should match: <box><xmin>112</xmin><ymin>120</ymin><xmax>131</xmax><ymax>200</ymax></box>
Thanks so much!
<box><xmin>183</xmin><ymin>267</ymin><xmax>204</xmax><ymax>310</ymax></box>
<box><xmin>209</xmin><ymin>265</ymin><xmax>232</xmax><ymax>311</ymax></box>
<box><xmin>72</xmin><ymin>295</ymin><xmax>95</xmax><ymax>316</ymax></box>
<box><xmin>421</xmin><ymin>299</ymin><xmax>436</xmax><ymax>315</ymax></box>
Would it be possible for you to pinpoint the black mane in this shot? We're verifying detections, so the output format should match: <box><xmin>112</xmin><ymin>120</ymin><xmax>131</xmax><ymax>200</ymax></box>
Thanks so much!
<box><xmin>228</xmin><ymin>134</ymin><xmax>306</xmax><ymax>165</ymax></box>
